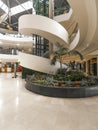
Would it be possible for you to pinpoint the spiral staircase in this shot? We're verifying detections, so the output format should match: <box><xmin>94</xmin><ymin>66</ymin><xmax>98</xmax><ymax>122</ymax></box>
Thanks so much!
<box><xmin>18</xmin><ymin>3</ymin><xmax>80</xmax><ymax>74</ymax></box>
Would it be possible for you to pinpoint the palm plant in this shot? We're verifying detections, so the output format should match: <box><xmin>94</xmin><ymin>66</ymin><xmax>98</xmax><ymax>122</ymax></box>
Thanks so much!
<box><xmin>50</xmin><ymin>43</ymin><xmax>69</xmax><ymax>69</ymax></box>
<box><xmin>50</xmin><ymin>42</ymin><xmax>83</xmax><ymax>70</ymax></box>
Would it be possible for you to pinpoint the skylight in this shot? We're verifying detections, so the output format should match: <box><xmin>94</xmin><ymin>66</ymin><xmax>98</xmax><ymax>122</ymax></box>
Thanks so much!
<box><xmin>11</xmin><ymin>1</ymin><xmax>32</xmax><ymax>16</ymax></box>
<box><xmin>0</xmin><ymin>0</ymin><xmax>4</xmax><ymax>8</ymax></box>
<box><xmin>0</xmin><ymin>0</ymin><xmax>8</xmax><ymax>13</ymax></box>
<box><xmin>0</xmin><ymin>0</ymin><xmax>33</xmax><ymax>16</ymax></box>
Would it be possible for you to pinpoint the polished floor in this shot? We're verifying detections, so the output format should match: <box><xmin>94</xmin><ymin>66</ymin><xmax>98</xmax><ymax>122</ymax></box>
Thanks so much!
<box><xmin>0</xmin><ymin>73</ymin><xmax>98</xmax><ymax>130</ymax></box>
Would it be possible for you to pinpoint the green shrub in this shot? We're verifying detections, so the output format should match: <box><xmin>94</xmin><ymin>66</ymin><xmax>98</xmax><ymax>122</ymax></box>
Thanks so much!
<box><xmin>56</xmin><ymin>68</ymin><xmax>67</xmax><ymax>75</ymax></box>
<box><xmin>65</xmin><ymin>71</ymin><xmax>84</xmax><ymax>81</ymax></box>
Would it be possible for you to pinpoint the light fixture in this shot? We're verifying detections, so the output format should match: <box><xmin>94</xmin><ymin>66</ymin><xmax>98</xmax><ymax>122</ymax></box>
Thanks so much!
<box><xmin>16</xmin><ymin>43</ymin><xmax>20</xmax><ymax>46</ymax></box>
<box><xmin>0</xmin><ymin>41</ymin><xmax>2</xmax><ymax>44</ymax></box>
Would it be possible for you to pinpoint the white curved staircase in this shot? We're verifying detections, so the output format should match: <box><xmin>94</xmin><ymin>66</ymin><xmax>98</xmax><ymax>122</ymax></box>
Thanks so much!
<box><xmin>19</xmin><ymin>15</ymin><xmax>69</xmax><ymax>46</ymax></box>
<box><xmin>53</xmin><ymin>8</ymin><xmax>73</xmax><ymax>22</ymax></box>
<box><xmin>18</xmin><ymin>14</ymin><xmax>79</xmax><ymax>74</ymax></box>
<box><xmin>19</xmin><ymin>52</ymin><xmax>66</xmax><ymax>74</ymax></box>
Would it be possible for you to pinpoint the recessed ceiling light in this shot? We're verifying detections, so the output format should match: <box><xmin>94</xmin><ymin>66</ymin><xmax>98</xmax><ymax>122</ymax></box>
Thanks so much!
<box><xmin>16</xmin><ymin>43</ymin><xmax>20</xmax><ymax>46</ymax></box>
<box><xmin>0</xmin><ymin>41</ymin><xmax>2</xmax><ymax>44</ymax></box>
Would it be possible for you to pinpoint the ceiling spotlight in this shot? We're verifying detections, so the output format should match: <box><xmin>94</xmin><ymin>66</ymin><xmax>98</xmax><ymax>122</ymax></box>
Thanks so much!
<box><xmin>0</xmin><ymin>41</ymin><xmax>2</xmax><ymax>44</ymax></box>
<box><xmin>16</xmin><ymin>43</ymin><xmax>20</xmax><ymax>46</ymax></box>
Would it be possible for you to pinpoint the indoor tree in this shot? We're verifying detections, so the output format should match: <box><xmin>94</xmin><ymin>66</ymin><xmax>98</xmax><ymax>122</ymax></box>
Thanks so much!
<box><xmin>50</xmin><ymin>42</ymin><xmax>83</xmax><ymax>70</ymax></box>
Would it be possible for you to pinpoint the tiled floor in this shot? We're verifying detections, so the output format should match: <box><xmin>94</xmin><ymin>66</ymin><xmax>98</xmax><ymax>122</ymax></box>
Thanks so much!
<box><xmin>0</xmin><ymin>73</ymin><xmax>98</xmax><ymax>130</ymax></box>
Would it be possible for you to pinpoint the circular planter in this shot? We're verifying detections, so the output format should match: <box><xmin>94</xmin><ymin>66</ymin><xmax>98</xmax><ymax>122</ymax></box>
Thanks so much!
<box><xmin>25</xmin><ymin>81</ymin><xmax>98</xmax><ymax>98</ymax></box>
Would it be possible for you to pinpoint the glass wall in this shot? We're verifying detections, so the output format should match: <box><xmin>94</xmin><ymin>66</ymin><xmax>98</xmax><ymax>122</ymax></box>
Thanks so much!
<box><xmin>54</xmin><ymin>0</ymin><xmax>70</xmax><ymax>16</ymax></box>
<box><xmin>32</xmin><ymin>34</ymin><xmax>49</xmax><ymax>56</ymax></box>
<box><xmin>32</xmin><ymin>0</ymin><xmax>49</xmax><ymax>56</ymax></box>
<box><xmin>33</xmin><ymin>0</ymin><xmax>49</xmax><ymax>16</ymax></box>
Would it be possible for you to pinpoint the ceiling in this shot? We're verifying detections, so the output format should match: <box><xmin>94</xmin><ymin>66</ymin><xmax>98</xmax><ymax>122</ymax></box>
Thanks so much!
<box><xmin>2</xmin><ymin>0</ymin><xmax>28</xmax><ymax>8</ymax></box>
<box><xmin>0</xmin><ymin>0</ymin><xmax>33</xmax><ymax>51</ymax></box>
<box><xmin>0</xmin><ymin>0</ymin><xmax>32</xmax><ymax>31</ymax></box>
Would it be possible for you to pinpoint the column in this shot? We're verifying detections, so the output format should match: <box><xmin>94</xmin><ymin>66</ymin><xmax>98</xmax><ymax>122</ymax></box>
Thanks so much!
<box><xmin>49</xmin><ymin>0</ymin><xmax>54</xmax><ymax>19</ymax></box>
<box><xmin>49</xmin><ymin>42</ymin><xmax>53</xmax><ymax>52</ymax></box>
<box><xmin>49</xmin><ymin>0</ymin><xmax>54</xmax><ymax>56</ymax></box>
<box><xmin>86</xmin><ymin>60</ymin><xmax>88</xmax><ymax>75</ymax></box>
<box><xmin>97</xmin><ymin>56</ymin><xmax>98</xmax><ymax>76</ymax></box>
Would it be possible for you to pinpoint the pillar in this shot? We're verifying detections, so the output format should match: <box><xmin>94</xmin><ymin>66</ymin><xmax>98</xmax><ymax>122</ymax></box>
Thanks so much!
<box><xmin>49</xmin><ymin>0</ymin><xmax>54</xmax><ymax>54</ymax></box>
<box><xmin>49</xmin><ymin>0</ymin><xmax>54</xmax><ymax>19</ymax></box>
<box><xmin>86</xmin><ymin>60</ymin><xmax>88</xmax><ymax>75</ymax></box>
<box><xmin>97</xmin><ymin>56</ymin><xmax>98</xmax><ymax>76</ymax></box>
